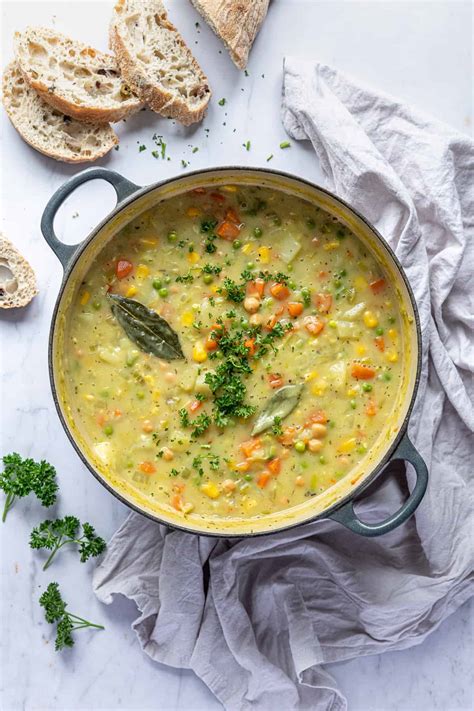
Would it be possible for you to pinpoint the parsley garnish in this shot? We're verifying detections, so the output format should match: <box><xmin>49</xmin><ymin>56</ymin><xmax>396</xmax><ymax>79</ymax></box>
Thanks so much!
<box><xmin>175</xmin><ymin>272</ymin><xmax>194</xmax><ymax>284</ymax></box>
<box><xmin>202</xmin><ymin>263</ymin><xmax>222</xmax><ymax>275</ymax></box>
<box><xmin>271</xmin><ymin>417</ymin><xmax>283</xmax><ymax>436</ymax></box>
<box><xmin>30</xmin><ymin>516</ymin><xmax>106</xmax><ymax>570</ymax></box>
<box><xmin>0</xmin><ymin>453</ymin><xmax>58</xmax><ymax>522</ymax></box>
<box><xmin>138</xmin><ymin>144</ymin><xmax>146</xmax><ymax>152</ymax></box>
<box><xmin>39</xmin><ymin>582</ymin><xmax>104</xmax><ymax>651</ymax></box>
<box><xmin>218</xmin><ymin>98</ymin><xmax>226</xmax><ymax>106</ymax></box>
<box><xmin>221</xmin><ymin>277</ymin><xmax>246</xmax><ymax>303</ymax></box>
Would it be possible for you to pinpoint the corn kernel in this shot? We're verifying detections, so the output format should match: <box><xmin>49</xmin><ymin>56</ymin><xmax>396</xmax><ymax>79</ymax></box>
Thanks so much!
<box><xmin>338</xmin><ymin>438</ymin><xmax>357</xmax><ymax>453</ymax></box>
<box><xmin>181</xmin><ymin>310</ymin><xmax>194</xmax><ymax>327</ymax></box>
<box><xmin>346</xmin><ymin>388</ymin><xmax>357</xmax><ymax>397</ymax></box>
<box><xmin>152</xmin><ymin>390</ymin><xmax>161</xmax><ymax>401</ymax></box>
<box><xmin>193</xmin><ymin>342</ymin><xmax>208</xmax><ymax>363</ymax></box>
<box><xmin>386</xmin><ymin>350</ymin><xmax>398</xmax><ymax>363</ymax></box>
<box><xmin>187</xmin><ymin>206</ymin><xmax>201</xmax><ymax>217</ymax></box>
<box><xmin>136</xmin><ymin>264</ymin><xmax>150</xmax><ymax>279</ymax></box>
<box><xmin>388</xmin><ymin>329</ymin><xmax>398</xmax><ymax>341</ymax></box>
<box><xmin>144</xmin><ymin>374</ymin><xmax>155</xmax><ymax>386</ymax></box>
<box><xmin>258</xmin><ymin>246</ymin><xmax>270</xmax><ymax>264</ymax></box>
<box><xmin>241</xmin><ymin>242</ymin><xmax>254</xmax><ymax>255</ymax></box>
<box><xmin>188</xmin><ymin>251</ymin><xmax>200</xmax><ymax>264</ymax></box>
<box><xmin>311</xmin><ymin>381</ymin><xmax>327</xmax><ymax>396</ymax></box>
<box><xmin>243</xmin><ymin>498</ymin><xmax>258</xmax><ymax>511</ymax></box>
<box><xmin>356</xmin><ymin>344</ymin><xmax>367</xmax><ymax>356</ymax></box>
<box><xmin>201</xmin><ymin>482</ymin><xmax>220</xmax><ymax>499</ymax></box>
<box><xmin>221</xmin><ymin>185</ymin><xmax>238</xmax><ymax>192</ymax></box>
<box><xmin>304</xmin><ymin>371</ymin><xmax>318</xmax><ymax>382</ymax></box>
<box><xmin>84</xmin><ymin>393</ymin><xmax>94</xmax><ymax>401</ymax></box>
<box><xmin>363</xmin><ymin>310</ymin><xmax>378</xmax><ymax>328</ymax></box>
<box><xmin>80</xmin><ymin>291</ymin><xmax>90</xmax><ymax>305</ymax></box>
<box><xmin>354</xmin><ymin>276</ymin><xmax>368</xmax><ymax>290</ymax></box>
<box><xmin>126</xmin><ymin>285</ymin><xmax>137</xmax><ymax>297</ymax></box>
<box><xmin>323</xmin><ymin>241</ymin><xmax>340</xmax><ymax>251</ymax></box>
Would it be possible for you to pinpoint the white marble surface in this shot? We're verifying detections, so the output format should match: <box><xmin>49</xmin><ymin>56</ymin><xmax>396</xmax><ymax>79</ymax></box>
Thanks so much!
<box><xmin>0</xmin><ymin>1</ymin><xmax>472</xmax><ymax>709</ymax></box>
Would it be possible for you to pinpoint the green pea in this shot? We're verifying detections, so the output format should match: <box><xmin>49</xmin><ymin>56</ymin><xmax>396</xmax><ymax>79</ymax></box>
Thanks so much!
<box><xmin>382</xmin><ymin>371</ymin><xmax>392</xmax><ymax>382</ymax></box>
<box><xmin>167</xmin><ymin>230</ymin><xmax>178</xmax><ymax>242</ymax></box>
<box><xmin>388</xmin><ymin>315</ymin><xmax>396</xmax><ymax>324</ymax></box>
<box><xmin>294</xmin><ymin>441</ymin><xmax>306</xmax><ymax>453</ymax></box>
<box><xmin>103</xmin><ymin>424</ymin><xmax>114</xmax><ymax>436</ymax></box>
<box><xmin>159</xmin><ymin>287</ymin><xmax>169</xmax><ymax>298</ymax></box>
<box><xmin>319</xmin><ymin>455</ymin><xmax>327</xmax><ymax>465</ymax></box>
<box><xmin>136</xmin><ymin>391</ymin><xmax>145</xmax><ymax>400</ymax></box>
<box><xmin>253</xmin><ymin>227</ymin><xmax>263</xmax><ymax>238</ymax></box>
<box><xmin>244</xmin><ymin>474</ymin><xmax>253</xmax><ymax>481</ymax></box>
<box><xmin>375</xmin><ymin>326</ymin><xmax>385</xmax><ymax>336</ymax></box>
<box><xmin>99</xmin><ymin>388</ymin><xmax>110</xmax><ymax>398</ymax></box>
<box><xmin>287</xmin><ymin>264</ymin><xmax>293</xmax><ymax>272</ymax></box>
<box><xmin>152</xmin><ymin>279</ymin><xmax>162</xmax><ymax>290</ymax></box>
<box><xmin>288</xmin><ymin>280</ymin><xmax>297</xmax><ymax>290</ymax></box>
<box><xmin>350</xmin><ymin>399</ymin><xmax>357</xmax><ymax>409</ymax></box>
<box><xmin>328</xmin><ymin>320</ymin><xmax>337</xmax><ymax>328</ymax></box>
<box><xmin>247</xmin><ymin>261</ymin><xmax>255</xmax><ymax>269</ymax></box>
<box><xmin>92</xmin><ymin>300</ymin><xmax>101</xmax><ymax>310</ymax></box>
<box><xmin>233</xmin><ymin>240</ymin><xmax>242</xmax><ymax>250</ymax></box>
<box><xmin>357</xmin><ymin>444</ymin><xmax>368</xmax><ymax>455</ymax></box>
<box><xmin>362</xmin><ymin>383</ymin><xmax>373</xmax><ymax>392</ymax></box>
<box><xmin>215</xmin><ymin>350</ymin><xmax>223</xmax><ymax>359</ymax></box>
<box><xmin>203</xmin><ymin>274</ymin><xmax>213</xmax><ymax>284</ymax></box>
<box><xmin>240</xmin><ymin>318</ymin><xmax>250</xmax><ymax>329</ymax></box>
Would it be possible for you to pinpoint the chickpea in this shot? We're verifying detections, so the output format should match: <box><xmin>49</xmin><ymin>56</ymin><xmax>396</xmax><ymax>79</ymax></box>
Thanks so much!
<box><xmin>249</xmin><ymin>312</ymin><xmax>263</xmax><ymax>326</ymax></box>
<box><xmin>142</xmin><ymin>419</ymin><xmax>154</xmax><ymax>433</ymax></box>
<box><xmin>308</xmin><ymin>438</ymin><xmax>323</xmax><ymax>453</ymax></box>
<box><xmin>243</xmin><ymin>296</ymin><xmax>261</xmax><ymax>314</ymax></box>
<box><xmin>222</xmin><ymin>479</ymin><xmax>237</xmax><ymax>493</ymax></box>
<box><xmin>295</xmin><ymin>476</ymin><xmax>305</xmax><ymax>486</ymax></box>
<box><xmin>161</xmin><ymin>447</ymin><xmax>174</xmax><ymax>461</ymax></box>
<box><xmin>311</xmin><ymin>423</ymin><xmax>327</xmax><ymax>438</ymax></box>
<box><xmin>165</xmin><ymin>371</ymin><xmax>177</xmax><ymax>383</ymax></box>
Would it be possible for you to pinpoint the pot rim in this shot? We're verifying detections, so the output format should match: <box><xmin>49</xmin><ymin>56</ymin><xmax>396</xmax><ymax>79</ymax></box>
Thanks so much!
<box><xmin>48</xmin><ymin>165</ymin><xmax>422</xmax><ymax>538</ymax></box>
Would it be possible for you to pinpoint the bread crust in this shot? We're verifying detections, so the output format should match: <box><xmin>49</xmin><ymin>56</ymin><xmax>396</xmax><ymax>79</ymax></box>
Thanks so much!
<box><xmin>15</xmin><ymin>27</ymin><xmax>143</xmax><ymax>123</ymax></box>
<box><xmin>110</xmin><ymin>0</ymin><xmax>211</xmax><ymax>126</ymax></box>
<box><xmin>190</xmin><ymin>0</ymin><xmax>269</xmax><ymax>69</ymax></box>
<box><xmin>2</xmin><ymin>62</ymin><xmax>118</xmax><ymax>163</ymax></box>
<box><xmin>0</xmin><ymin>234</ymin><xmax>38</xmax><ymax>309</ymax></box>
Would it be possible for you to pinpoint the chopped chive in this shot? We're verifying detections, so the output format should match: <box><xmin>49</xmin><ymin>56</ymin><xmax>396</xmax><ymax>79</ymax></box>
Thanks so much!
<box><xmin>151</xmin><ymin>150</ymin><xmax>159</xmax><ymax>159</ymax></box>
<box><xmin>243</xmin><ymin>141</ymin><xmax>251</xmax><ymax>151</ymax></box>
<box><xmin>280</xmin><ymin>141</ymin><xmax>291</xmax><ymax>149</ymax></box>
<box><xmin>244</xmin><ymin>70</ymin><xmax>249</xmax><ymax>77</ymax></box>
<box><xmin>192</xmin><ymin>147</ymin><xmax>199</xmax><ymax>154</ymax></box>
<box><xmin>181</xmin><ymin>159</ymin><xmax>188</xmax><ymax>168</ymax></box>
<box><xmin>266</xmin><ymin>154</ymin><xmax>273</xmax><ymax>162</ymax></box>
<box><xmin>138</xmin><ymin>144</ymin><xmax>146</xmax><ymax>152</ymax></box>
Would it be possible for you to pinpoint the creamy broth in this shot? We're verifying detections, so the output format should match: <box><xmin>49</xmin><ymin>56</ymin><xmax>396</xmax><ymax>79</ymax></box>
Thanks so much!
<box><xmin>63</xmin><ymin>185</ymin><xmax>403</xmax><ymax>520</ymax></box>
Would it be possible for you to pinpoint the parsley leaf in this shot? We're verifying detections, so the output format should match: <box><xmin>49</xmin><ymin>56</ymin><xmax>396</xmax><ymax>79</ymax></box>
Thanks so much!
<box><xmin>30</xmin><ymin>516</ymin><xmax>106</xmax><ymax>570</ymax></box>
<box><xmin>39</xmin><ymin>582</ymin><xmax>104</xmax><ymax>652</ymax></box>
<box><xmin>0</xmin><ymin>453</ymin><xmax>58</xmax><ymax>522</ymax></box>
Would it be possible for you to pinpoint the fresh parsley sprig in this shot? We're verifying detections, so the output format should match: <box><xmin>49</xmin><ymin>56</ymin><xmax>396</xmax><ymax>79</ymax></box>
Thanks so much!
<box><xmin>39</xmin><ymin>582</ymin><xmax>104</xmax><ymax>651</ymax></box>
<box><xmin>30</xmin><ymin>516</ymin><xmax>106</xmax><ymax>570</ymax></box>
<box><xmin>0</xmin><ymin>453</ymin><xmax>58</xmax><ymax>523</ymax></box>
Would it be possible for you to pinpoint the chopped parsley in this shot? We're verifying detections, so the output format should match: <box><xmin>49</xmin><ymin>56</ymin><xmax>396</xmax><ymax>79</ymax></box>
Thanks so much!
<box><xmin>175</xmin><ymin>272</ymin><xmax>194</xmax><ymax>284</ymax></box>
<box><xmin>218</xmin><ymin>98</ymin><xmax>226</xmax><ymax>106</ymax></box>
<box><xmin>138</xmin><ymin>144</ymin><xmax>146</xmax><ymax>152</ymax></box>
<box><xmin>220</xmin><ymin>277</ymin><xmax>246</xmax><ymax>303</ymax></box>
<box><xmin>271</xmin><ymin>417</ymin><xmax>283</xmax><ymax>436</ymax></box>
<box><xmin>202</xmin><ymin>263</ymin><xmax>222</xmax><ymax>276</ymax></box>
<box><xmin>243</xmin><ymin>140</ymin><xmax>251</xmax><ymax>151</ymax></box>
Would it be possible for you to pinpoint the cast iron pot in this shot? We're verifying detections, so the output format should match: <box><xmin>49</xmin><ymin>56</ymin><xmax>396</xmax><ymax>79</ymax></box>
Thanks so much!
<box><xmin>41</xmin><ymin>166</ymin><xmax>428</xmax><ymax>538</ymax></box>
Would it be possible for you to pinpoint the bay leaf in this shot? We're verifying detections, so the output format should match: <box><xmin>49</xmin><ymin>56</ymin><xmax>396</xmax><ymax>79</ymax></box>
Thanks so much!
<box><xmin>251</xmin><ymin>383</ymin><xmax>303</xmax><ymax>436</ymax></box>
<box><xmin>107</xmin><ymin>293</ymin><xmax>184</xmax><ymax>361</ymax></box>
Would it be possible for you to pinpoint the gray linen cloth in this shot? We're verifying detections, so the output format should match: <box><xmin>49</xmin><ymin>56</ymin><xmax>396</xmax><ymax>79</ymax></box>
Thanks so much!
<box><xmin>93</xmin><ymin>60</ymin><xmax>474</xmax><ymax>710</ymax></box>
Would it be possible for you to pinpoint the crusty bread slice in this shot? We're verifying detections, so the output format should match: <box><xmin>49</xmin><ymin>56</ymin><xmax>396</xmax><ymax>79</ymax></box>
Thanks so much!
<box><xmin>14</xmin><ymin>26</ymin><xmax>143</xmax><ymax>123</ymax></box>
<box><xmin>189</xmin><ymin>0</ymin><xmax>269</xmax><ymax>69</ymax></box>
<box><xmin>0</xmin><ymin>234</ymin><xmax>38</xmax><ymax>309</ymax></box>
<box><xmin>2</xmin><ymin>62</ymin><xmax>118</xmax><ymax>163</ymax></box>
<box><xmin>110</xmin><ymin>0</ymin><xmax>211</xmax><ymax>126</ymax></box>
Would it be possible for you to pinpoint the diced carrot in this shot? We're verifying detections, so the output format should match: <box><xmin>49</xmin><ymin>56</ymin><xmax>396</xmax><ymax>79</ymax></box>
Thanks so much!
<box><xmin>205</xmin><ymin>336</ymin><xmax>218</xmax><ymax>351</ymax></box>
<box><xmin>265</xmin><ymin>313</ymin><xmax>278</xmax><ymax>331</ymax></box>
<box><xmin>216</xmin><ymin>220</ymin><xmax>241</xmax><ymax>240</ymax></box>
<box><xmin>116</xmin><ymin>259</ymin><xmax>133</xmax><ymax>279</ymax></box>
<box><xmin>318</xmin><ymin>270</ymin><xmax>329</xmax><ymax>280</ymax></box>
<box><xmin>270</xmin><ymin>282</ymin><xmax>290</xmax><ymax>300</ymax></box>
<box><xmin>315</xmin><ymin>293</ymin><xmax>332</xmax><ymax>313</ymax></box>
<box><xmin>278</xmin><ymin>426</ymin><xmax>300</xmax><ymax>446</ymax></box>
<box><xmin>351</xmin><ymin>363</ymin><xmax>376</xmax><ymax>379</ymax></box>
<box><xmin>308</xmin><ymin>410</ymin><xmax>328</xmax><ymax>424</ymax></box>
<box><xmin>96</xmin><ymin>412</ymin><xmax>106</xmax><ymax>427</ymax></box>
<box><xmin>365</xmin><ymin>399</ymin><xmax>378</xmax><ymax>417</ymax></box>
<box><xmin>244</xmin><ymin>338</ymin><xmax>256</xmax><ymax>356</ymax></box>
<box><xmin>287</xmin><ymin>302</ymin><xmax>303</xmax><ymax>317</ymax></box>
<box><xmin>267</xmin><ymin>458</ymin><xmax>281</xmax><ymax>475</ymax></box>
<box><xmin>374</xmin><ymin>336</ymin><xmax>385</xmax><ymax>352</ymax></box>
<box><xmin>234</xmin><ymin>461</ymin><xmax>250</xmax><ymax>473</ymax></box>
<box><xmin>225</xmin><ymin>207</ymin><xmax>241</xmax><ymax>224</ymax></box>
<box><xmin>370</xmin><ymin>278</ymin><xmax>386</xmax><ymax>294</ymax></box>
<box><xmin>192</xmin><ymin>187</ymin><xmax>206</xmax><ymax>195</ymax></box>
<box><xmin>247</xmin><ymin>279</ymin><xmax>265</xmax><ymax>298</ymax></box>
<box><xmin>139</xmin><ymin>461</ymin><xmax>156</xmax><ymax>475</ymax></box>
<box><xmin>240</xmin><ymin>438</ymin><xmax>262</xmax><ymax>458</ymax></box>
<box><xmin>171</xmin><ymin>494</ymin><xmax>183</xmax><ymax>511</ymax></box>
<box><xmin>210</xmin><ymin>191</ymin><xmax>226</xmax><ymax>203</ymax></box>
<box><xmin>303</xmin><ymin>316</ymin><xmax>324</xmax><ymax>336</ymax></box>
<box><xmin>114</xmin><ymin>409</ymin><xmax>122</xmax><ymax>418</ymax></box>
<box><xmin>268</xmin><ymin>373</ymin><xmax>284</xmax><ymax>389</ymax></box>
<box><xmin>257</xmin><ymin>471</ymin><xmax>271</xmax><ymax>488</ymax></box>
<box><xmin>210</xmin><ymin>323</ymin><xmax>225</xmax><ymax>338</ymax></box>
<box><xmin>189</xmin><ymin>400</ymin><xmax>203</xmax><ymax>413</ymax></box>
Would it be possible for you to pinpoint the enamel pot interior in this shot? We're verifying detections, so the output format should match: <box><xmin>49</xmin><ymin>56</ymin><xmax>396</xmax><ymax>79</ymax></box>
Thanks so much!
<box><xmin>50</xmin><ymin>168</ymin><xmax>421</xmax><ymax>537</ymax></box>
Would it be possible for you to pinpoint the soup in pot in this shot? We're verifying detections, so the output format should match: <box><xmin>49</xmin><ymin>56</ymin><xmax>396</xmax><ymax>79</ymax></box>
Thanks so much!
<box><xmin>62</xmin><ymin>184</ymin><xmax>404</xmax><ymax>521</ymax></box>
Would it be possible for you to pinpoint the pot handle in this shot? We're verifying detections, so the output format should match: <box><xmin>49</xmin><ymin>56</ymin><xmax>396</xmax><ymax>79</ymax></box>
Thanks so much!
<box><xmin>41</xmin><ymin>167</ymin><xmax>141</xmax><ymax>270</ymax></box>
<box><xmin>329</xmin><ymin>433</ymin><xmax>428</xmax><ymax>536</ymax></box>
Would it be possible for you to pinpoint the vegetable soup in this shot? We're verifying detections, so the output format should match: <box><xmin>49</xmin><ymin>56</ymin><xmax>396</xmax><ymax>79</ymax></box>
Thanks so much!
<box><xmin>63</xmin><ymin>184</ymin><xmax>404</xmax><ymax>521</ymax></box>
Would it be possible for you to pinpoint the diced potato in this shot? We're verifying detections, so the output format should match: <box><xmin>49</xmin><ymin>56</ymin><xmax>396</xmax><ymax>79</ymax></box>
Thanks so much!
<box><xmin>343</xmin><ymin>302</ymin><xmax>366</xmax><ymax>320</ymax></box>
<box><xmin>195</xmin><ymin>371</ymin><xmax>211</xmax><ymax>396</ymax></box>
<box><xmin>94</xmin><ymin>442</ymin><xmax>113</xmax><ymax>464</ymax></box>
<box><xmin>328</xmin><ymin>361</ymin><xmax>347</xmax><ymax>389</ymax></box>
<box><xmin>354</xmin><ymin>276</ymin><xmax>368</xmax><ymax>290</ymax></box>
<box><xmin>338</xmin><ymin>438</ymin><xmax>357</xmax><ymax>453</ymax></box>
<box><xmin>181</xmin><ymin>310</ymin><xmax>195</xmax><ymax>327</ymax></box>
<box><xmin>258</xmin><ymin>246</ymin><xmax>271</xmax><ymax>264</ymax></box>
<box><xmin>279</xmin><ymin>232</ymin><xmax>301</xmax><ymax>263</ymax></box>
<box><xmin>126</xmin><ymin>285</ymin><xmax>137</xmax><ymax>297</ymax></box>
<box><xmin>336</xmin><ymin>321</ymin><xmax>360</xmax><ymax>339</ymax></box>
<box><xmin>136</xmin><ymin>264</ymin><xmax>150</xmax><ymax>279</ymax></box>
<box><xmin>98</xmin><ymin>346</ymin><xmax>123</xmax><ymax>365</ymax></box>
<box><xmin>179</xmin><ymin>368</ymin><xmax>198</xmax><ymax>393</ymax></box>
